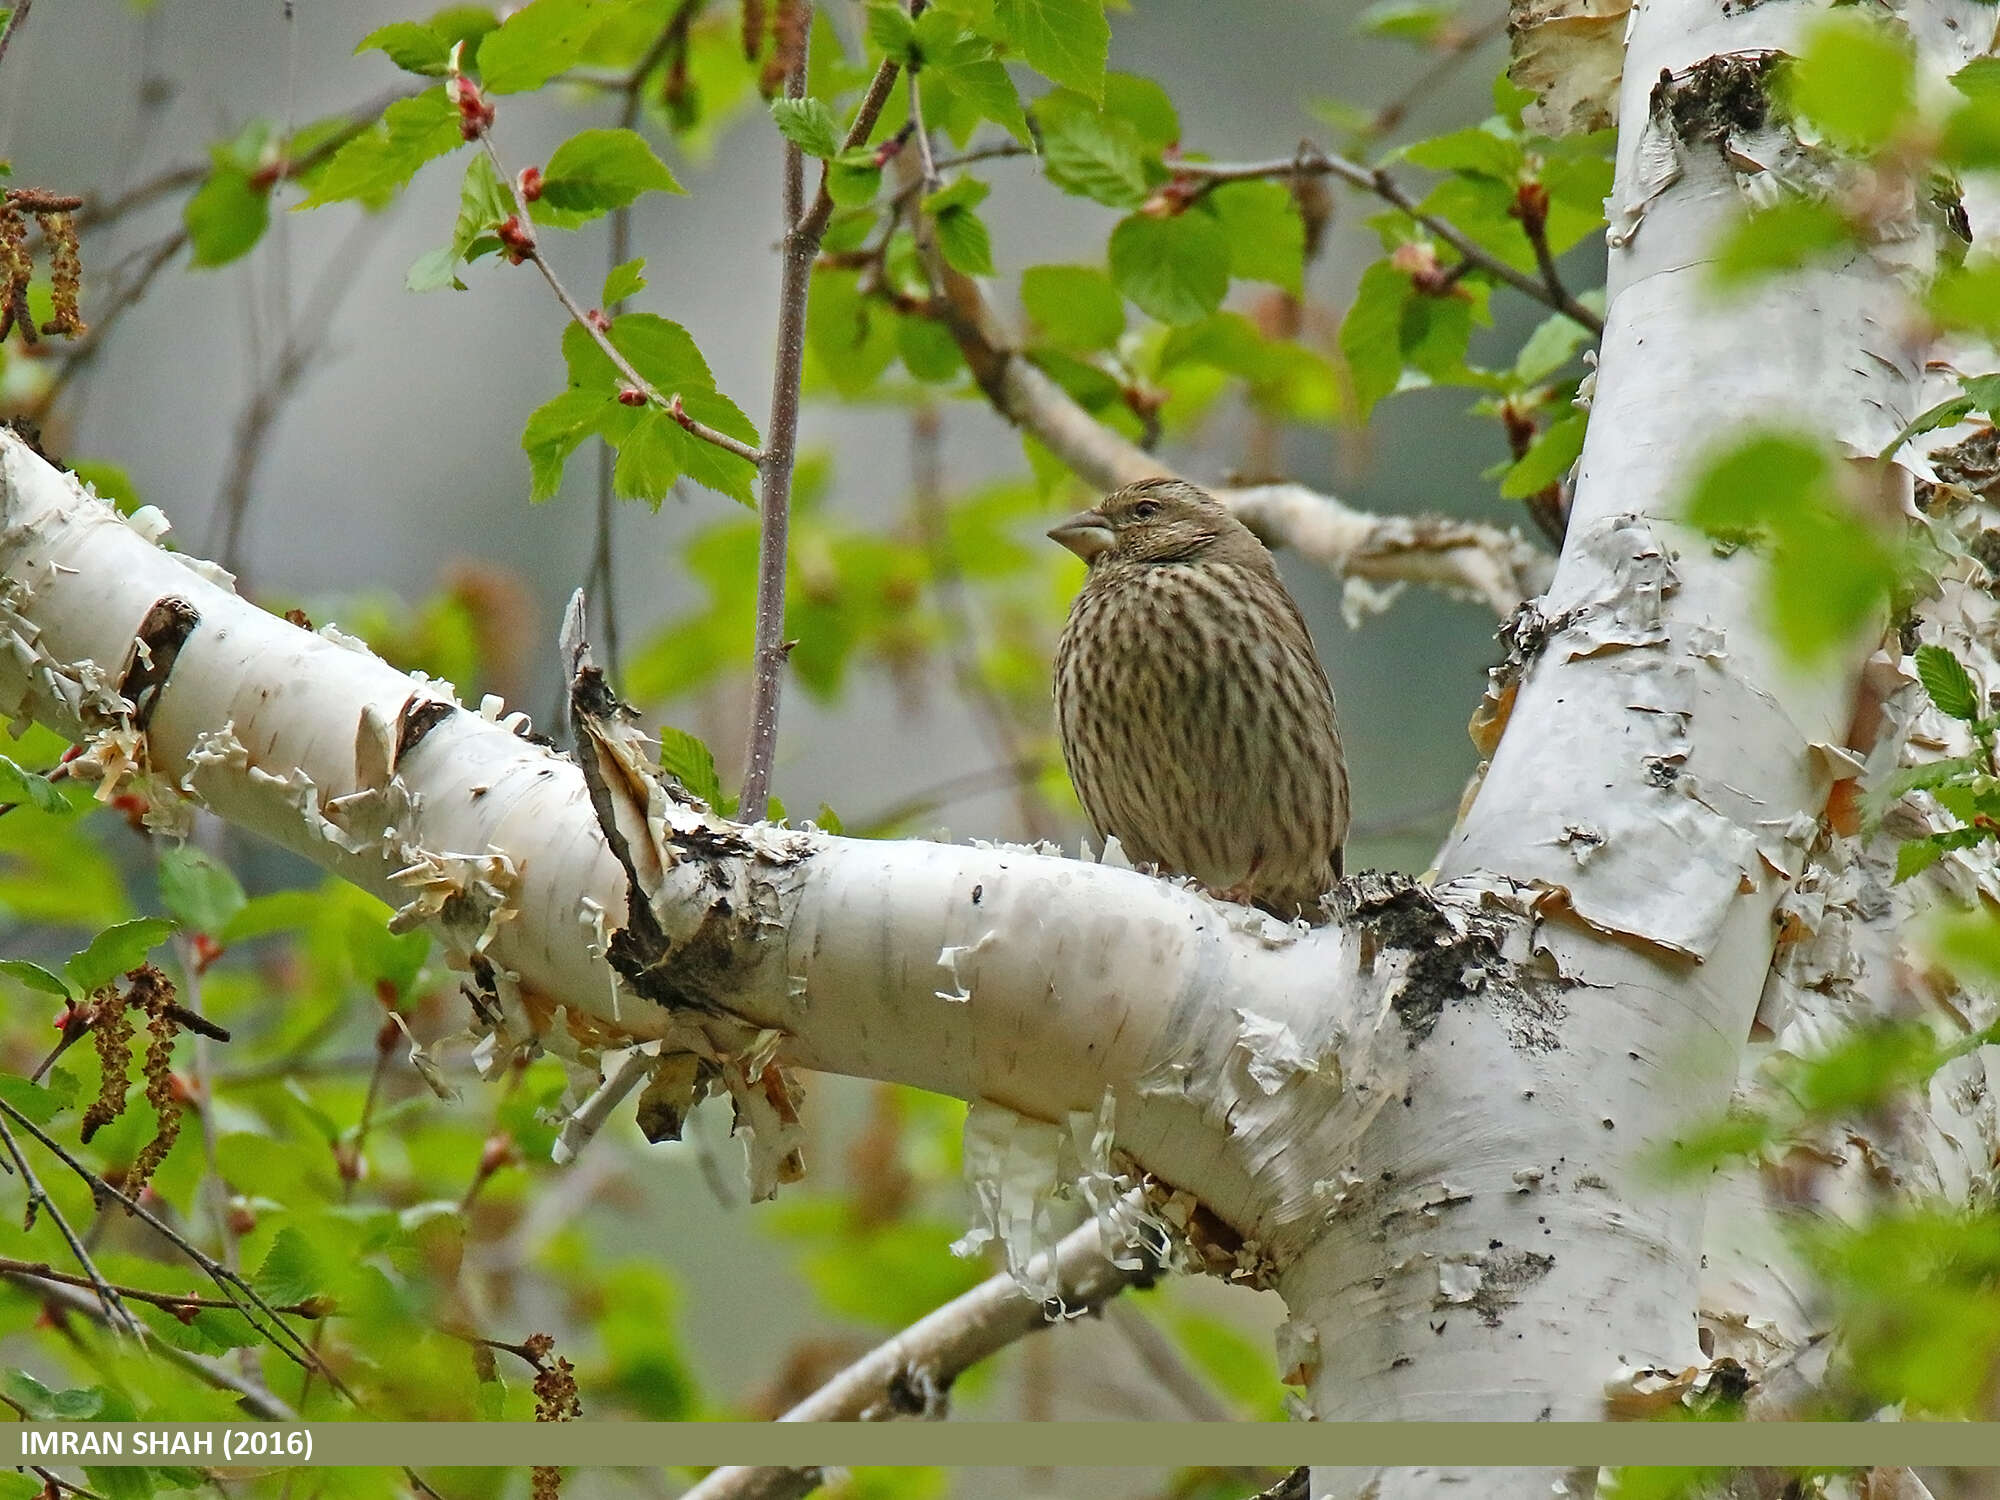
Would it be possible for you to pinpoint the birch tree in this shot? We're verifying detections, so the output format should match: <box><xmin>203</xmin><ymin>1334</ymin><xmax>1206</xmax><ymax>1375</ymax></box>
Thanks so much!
<box><xmin>2</xmin><ymin>0</ymin><xmax>2000</xmax><ymax>1495</ymax></box>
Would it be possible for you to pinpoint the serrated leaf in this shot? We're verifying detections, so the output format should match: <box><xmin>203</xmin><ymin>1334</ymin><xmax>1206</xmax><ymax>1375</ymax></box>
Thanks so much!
<box><xmin>0</xmin><ymin>957</ymin><xmax>72</xmax><ymax>998</ymax></box>
<box><xmin>991</xmin><ymin>0</ymin><xmax>1108</xmax><ymax>100</ymax></box>
<box><xmin>406</xmin><ymin>245</ymin><xmax>467</xmax><ymax>292</ymax></box>
<box><xmin>931</xmin><ymin>205</ymin><xmax>994</xmax><ymax>276</ymax></box>
<box><xmin>157</xmin><ymin>844</ymin><xmax>247</xmax><ymax>935</ymax></box>
<box><xmin>1401</xmin><ymin>124</ymin><xmax>1523</xmax><ymax>180</ymax></box>
<box><xmin>0</xmin><ymin>752</ymin><xmax>69</xmax><ymax>813</ymax></box>
<box><xmin>64</xmin><ymin>917</ymin><xmax>177</xmax><ymax>992</ymax></box>
<box><xmin>356</xmin><ymin>20</ymin><xmax>454</xmax><ymax>75</ymax></box>
<box><xmin>1108</xmin><ymin>211</ymin><xmax>1229</xmax><ymax>326</ymax></box>
<box><xmin>296</xmin><ymin>88</ymin><xmax>461</xmax><ymax>209</ymax></box>
<box><xmin>535</xmin><ymin>127</ymin><xmax>684</xmax><ymax>228</ymax></box>
<box><xmin>450</xmin><ymin>150</ymin><xmax>513</xmax><ymax>260</ymax></box>
<box><xmin>771</xmin><ymin>96</ymin><xmax>842</xmax><ymax>159</ymax></box>
<box><xmin>1038</xmin><ymin>108</ymin><xmax>1149</xmax><ymax>207</ymax></box>
<box><xmin>1916</xmin><ymin>643</ymin><xmax>1981</xmax><ymax>721</ymax></box>
<box><xmin>828</xmin><ymin>160</ymin><xmax>881</xmax><ymax>208</ymax></box>
<box><xmin>603</xmin><ymin>256</ymin><xmax>647</xmax><ymax>306</ymax></box>
<box><xmin>658</xmin><ymin>725</ymin><xmax>725</xmax><ymax>809</ymax></box>
<box><xmin>253</xmin><ymin>1226</ymin><xmax>324</xmax><ymax>1305</ymax></box>
<box><xmin>477</xmin><ymin>0</ymin><xmax>624</xmax><ymax>93</ymax></box>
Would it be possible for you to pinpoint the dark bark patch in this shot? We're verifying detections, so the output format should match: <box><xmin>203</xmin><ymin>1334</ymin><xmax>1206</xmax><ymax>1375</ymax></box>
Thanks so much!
<box><xmin>393</xmin><ymin>695</ymin><xmax>456</xmax><ymax>769</ymax></box>
<box><xmin>1652</xmin><ymin>54</ymin><xmax>1779</xmax><ymax>149</ymax></box>
<box><xmin>1339</xmin><ymin>874</ymin><xmax>1502</xmax><ymax>1044</ymax></box>
<box><xmin>121</xmin><ymin>596</ymin><xmax>200</xmax><ymax>730</ymax></box>
<box><xmin>1466</xmin><ymin>1248</ymin><xmax>1556</xmax><ymax>1327</ymax></box>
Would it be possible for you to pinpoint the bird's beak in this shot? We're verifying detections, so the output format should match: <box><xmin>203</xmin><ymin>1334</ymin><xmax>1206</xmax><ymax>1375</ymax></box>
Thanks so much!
<box><xmin>1048</xmin><ymin>509</ymin><xmax>1114</xmax><ymax>562</ymax></box>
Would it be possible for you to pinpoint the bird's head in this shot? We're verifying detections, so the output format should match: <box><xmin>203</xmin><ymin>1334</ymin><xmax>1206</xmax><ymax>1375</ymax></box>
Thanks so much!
<box><xmin>1047</xmin><ymin>478</ymin><xmax>1251</xmax><ymax>567</ymax></box>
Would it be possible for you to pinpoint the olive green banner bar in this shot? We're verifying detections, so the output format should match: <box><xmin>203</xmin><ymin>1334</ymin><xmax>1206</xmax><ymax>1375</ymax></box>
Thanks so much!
<box><xmin>8</xmin><ymin>1422</ymin><xmax>1999</xmax><ymax>1468</ymax></box>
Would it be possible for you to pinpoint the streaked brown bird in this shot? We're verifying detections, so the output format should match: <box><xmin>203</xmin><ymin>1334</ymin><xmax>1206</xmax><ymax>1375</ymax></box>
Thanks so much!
<box><xmin>1049</xmin><ymin>477</ymin><xmax>1349</xmax><ymax>921</ymax></box>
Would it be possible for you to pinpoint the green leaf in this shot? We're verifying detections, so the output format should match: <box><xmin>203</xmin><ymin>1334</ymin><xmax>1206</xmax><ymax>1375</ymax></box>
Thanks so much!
<box><xmin>65</xmin><ymin>916</ymin><xmax>177</xmax><ymax>992</ymax></box>
<box><xmin>1512</xmin><ymin>308</ymin><xmax>1593</xmax><ymax>385</ymax></box>
<box><xmin>157</xmin><ymin>845</ymin><xmax>247</xmax><ymax>934</ymax></box>
<box><xmin>807</xmin><ymin>269</ymin><xmax>899</xmax><ymax>395</ymax></box>
<box><xmin>0</xmin><ymin>752</ymin><xmax>69</xmax><ymax>813</ymax></box>
<box><xmin>356</xmin><ymin>20</ymin><xmax>454</xmax><ymax>76</ymax></box>
<box><xmin>926</xmin><ymin>57</ymin><xmax>1033</xmax><ymax>147</ymax></box>
<box><xmin>185</xmin><ymin>165</ymin><xmax>271</xmax><ymax>268</ymax></box>
<box><xmin>253</xmin><ymin>1226</ymin><xmax>325</xmax><ymax>1305</ymax></box>
<box><xmin>521</xmin><ymin>387</ymin><xmax>606</xmax><ymax>500</ymax></box>
<box><xmin>477</xmin><ymin>0</ymin><xmax>625</xmax><ymax>93</ymax></box>
<box><xmin>296</xmin><ymin>88</ymin><xmax>461</xmax><ymax>209</ymax></box>
<box><xmin>603</xmin><ymin>256</ymin><xmax>647</xmax><ymax>306</ymax></box>
<box><xmin>1108</xmin><ymin>211</ymin><xmax>1229</xmax><ymax>326</ymax></box>
<box><xmin>1783</xmin><ymin>13</ymin><xmax>1916</xmax><ymax>154</ymax></box>
<box><xmin>3</xmin><ymin>1370</ymin><xmax>103</xmax><ymax>1421</ymax></box>
<box><xmin>406</xmin><ymin>245</ymin><xmax>467</xmax><ymax>292</ymax></box>
<box><xmin>1710</xmin><ymin>196</ymin><xmax>1855</xmax><ymax>286</ymax></box>
<box><xmin>867</xmin><ymin>1</ymin><xmax>916</xmax><ymax>59</ymax></box>
<box><xmin>1916</xmin><ymin>644</ymin><xmax>1981</xmax><ymax>721</ymax></box>
<box><xmin>1021</xmin><ymin>264</ymin><xmax>1125</xmax><ymax>351</ymax></box>
<box><xmin>1101</xmin><ymin>73</ymin><xmax>1179</xmax><ymax>151</ymax></box>
<box><xmin>1339</xmin><ymin>260</ymin><xmax>1414</xmax><ymax>418</ymax></box>
<box><xmin>991</xmin><ymin>0</ymin><xmax>1109</xmax><ymax>100</ymax></box>
<box><xmin>771</xmin><ymin>96</ymin><xmax>842</xmax><ymax>159</ymax></box>
<box><xmin>1038</xmin><ymin>108</ymin><xmax>1149</xmax><ymax>207</ymax></box>
<box><xmin>534</xmin><ymin>127</ymin><xmax>684</xmax><ymax>228</ymax></box>
<box><xmin>1687</xmin><ymin>432</ymin><xmax>1900</xmax><ymax>664</ymax></box>
<box><xmin>1500</xmin><ymin>409</ymin><xmax>1587</xmax><ymax>498</ymax></box>
<box><xmin>927</xmin><ymin>177</ymin><xmax>995</xmax><ymax>276</ymax></box>
<box><xmin>1358</xmin><ymin>0</ymin><xmax>1459</xmax><ymax>44</ymax></box>
<box><xmin>0</xmin><ymin>957</ymin><xmax>72</xmax><ymax>998</ymax></box>
<box><xmin>827</xmin><ymin>160</ymin><xmax>882</xmax><ymax>208</ymax></box>
<box><xmin>450</xmin><ymin>150</ymin><xmax>513</xmax><ymax>260</ymax></box>
<box><xmin>1401</xmin><ymin>125</ymin><xmax>1523</xmax><ymax>180</ymax></box>
<box><xmin>1878</xmin><ymin>396</ymin><xmax>1978</xmax><ymax>461</ymax></box>
<box><xmin>0</xmin><ymin>1072</ymin><xmax>74</xmax><ymax>1124</ymax></box>
<box><xmin>658</xmin><ymin>725</ymin><xmax>725</xmax><ymax>809</ymax></box>
<box><xmin>1929</xmin><ymin>262</ymin><xmax>2000</xmax><ymax>339</ymax></box>
<box><xmin>1209</xmin><ymin>181</ymin><xmax>1304</xmax><ymax>295</ymax></box>
<box><xmin>896</xmin><ymin>313</ymin><xmax>964</xmax><ymax>382</ymax></box>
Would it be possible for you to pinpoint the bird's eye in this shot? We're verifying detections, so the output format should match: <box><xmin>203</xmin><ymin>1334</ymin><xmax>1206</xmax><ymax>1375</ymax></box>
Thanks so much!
<box><xmin>1133</xmin><ymin>500</ymin><xmax>1163</xmax><ymax>519</ymax></box>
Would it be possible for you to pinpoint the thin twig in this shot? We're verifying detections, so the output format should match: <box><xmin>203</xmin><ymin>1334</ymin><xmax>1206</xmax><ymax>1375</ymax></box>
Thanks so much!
<box><xmin>76</xmin><ymin>85</ymin><xmax>414</xmax><ymax>232</ymax></box>
<box><xmin>209</xmin><ymin>213</ymin><xmax>383</xmax><ymax>572</ymax></box>
<box><xmin>1105</xmin><ymin>1299</ymin><xmax>1233</xmax><ymax>1422</ymax></box>
<box><xmin>0</xmin><ymin>0</ymin><xmax>32</xmax><ymax>72</ymax></box>
<box><xmin>668</xmin><ymin>393</ymin><xmax>764</xmax><ymax>465</ymax></box>
<box><xmin>854</xmin><ymin>756</ymin><xmax>1052</xmax><ymax>835</ymax></box>
<box><xmin>479</xmin><ymin>135</ymin><xmax>767</xmax><ymax>472</ymax></box>
<box><xmin>909</xmin><ymin>407</ymin><xmax>1056</xmax><ymax>842</ymax></box>
<box><xmin>0</xmin><ymin>1114</ymin><xmax>144</xmax><ymax>1339</ymax></box>
<box><xmin>584</xmin><ymin>0</ymin><xmax>704</xmax><ymax>679</ymax></box>
<box><xmin>28</xmin><ymin>1468</ymin><xmax>107</xmax><ymax>1500</ymax></box>
<box><xmin>1174</xmin><ymin>147</ymin><xmax>1603</xmax><ymax>333</ymax></box>
<box><xmin>1368</xmin><ymin>9</ymin><xmax>1508</xmax><ymax>137</ymax></box>
<box><xmin>736</xmin><ymin>30</ymin><xmax>815</xmax><ymax>822</ymax></box>
<box><xmin>12</xmin><ymin>1274</ymin><xmax>300</xmax><ymax>1420</ymax></box>
<box><xmin>0</xmin><ymin>1095</ymin><xmax>340</xmax><ymax>1386</ymax></box>
<box><xmin>29</xmin><ymin>228</ymin><xmax>184</xmax><ymax>415</ymax></box>
<box><xmin>681</xmin><ymin>1193</ymin><xmax>1161</xmax><ymax>1500</ymax></box>
<box><xmin>0</xmin><ymin>1257</ymin><xmax>325</xmax><ymax>1316</ymax></box>
<box><xmin>796</xmin><ymin>56</ymin><xmax>903</xmax><ymax>246</ymax></box>
<box><xmin>908</xmin><ymin>74</ymin><xmax>940</xmax><ymax>193</ymax></box>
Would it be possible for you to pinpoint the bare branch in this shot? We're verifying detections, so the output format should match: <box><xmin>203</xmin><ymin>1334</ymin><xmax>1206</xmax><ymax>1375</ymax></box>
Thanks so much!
<box><xmin>0</xmin><ymin>1114</ymin><xmax>144</xmax><ymax>1339</ymax></box>
<box><xmin>681</xmin><ymin>1199</ymin><xmax>1158</xmax><ymax>1500</ymax></box>
<box><xmin>737</xmin><ymin>27</ymin><xmax>816</xmax><ymax>821</ymax></box>
<box><xmin>7</xmin><ymin>1272</ymin><xmax>298</xmax><ymax>1419</ymax></box>
<box><xmin>0</xmin><ymin>0</ymin><xmax>32</xmax><ymax>72</ymax></box>
<box><xmin>1174</xmin><ymin>147</ymin><xmax>1603</xmax><ymax>334</ymax></box>
<box><xmin>918</xmin><ymin>259</ymin><xmax>1551</xmax><ymax>617</ymax></box>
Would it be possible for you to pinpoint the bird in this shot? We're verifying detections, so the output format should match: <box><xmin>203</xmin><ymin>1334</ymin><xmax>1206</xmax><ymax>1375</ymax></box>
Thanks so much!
<box><xmin>1049</xmin><ymin>476</ymin><xmax>1349</xmax><ymax>922</ymax></box>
